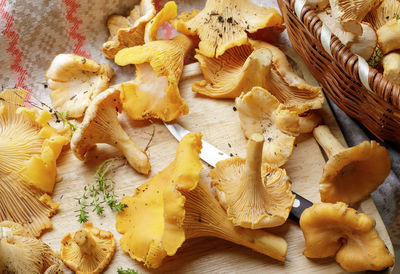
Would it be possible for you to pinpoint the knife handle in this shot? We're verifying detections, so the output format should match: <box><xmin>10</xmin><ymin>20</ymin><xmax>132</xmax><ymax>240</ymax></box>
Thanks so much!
<box><xmin>289</xmin><ymin>192</ymin><xmax>314</xmax><ymax>223</ymax></box>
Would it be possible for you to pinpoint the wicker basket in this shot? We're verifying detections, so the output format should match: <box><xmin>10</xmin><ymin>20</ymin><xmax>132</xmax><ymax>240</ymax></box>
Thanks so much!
<box><xmin>277</xmin><ymin>0</ymin><xmax>400</xmax><ymax>146</ymax></box>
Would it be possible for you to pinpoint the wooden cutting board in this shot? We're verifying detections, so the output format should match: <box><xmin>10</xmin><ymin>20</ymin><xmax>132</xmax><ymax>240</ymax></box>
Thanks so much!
<box><xmin>41</xmin><ymin>62</ymin><xmax>394</xmax><ymax>273</ymax></box>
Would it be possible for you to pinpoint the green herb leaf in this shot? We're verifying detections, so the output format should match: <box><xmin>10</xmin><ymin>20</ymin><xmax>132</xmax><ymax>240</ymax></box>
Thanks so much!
<box><xmin>368</xmin><ymin>45</ymin><xmax>382</xmax><ymax>68</ymax></box>
<box><xmin>55</xmin><ymin>111</ymin><xmax>77</xmax><ymax>132</ymax></box>
<box><xmin>117</xmin><ymin>267</ymin><xmax>139</xmax><ymax>274</ymax></box>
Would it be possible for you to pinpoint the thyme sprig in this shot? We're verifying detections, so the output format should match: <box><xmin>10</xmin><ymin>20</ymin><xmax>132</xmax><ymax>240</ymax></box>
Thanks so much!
<box><xmin>117</xmin><ymin>267</ymin><xmax>139</xmax><ymax>274</ymax></box>
<box><xmin>368</xmin><ymin>45</ymin><xmax>382</xmax><ymax>68</ymax></box>
<box><xmin>75</xmin><ymin>158</ymin><xmax>126</xmax><ymax>223</ymax></box>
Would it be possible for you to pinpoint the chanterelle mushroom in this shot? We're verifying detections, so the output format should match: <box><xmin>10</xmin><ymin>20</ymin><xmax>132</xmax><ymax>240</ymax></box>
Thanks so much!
<box><xmin>46</xmin><ymin>53</ymin><xmax>114</xmax><ymax>118</ymax></box>
<box><xmin>71</xmin><ymin>87</ymin><xmax>151</xmax><ymax>175</ymax></box>
<box><xmin>116</xmin><ymin>132</ymin><xmax>287</xmax><ymax>268</ymax></box>
<box><xmin>144</xmin><ymin>1</ymin><xmax>177</xmax><ymax>43</ymax></box>
<box><xmin>300</xmin><ymin>202</ymin><xmax>394</xmax><ymax>272</ymax></box>
<box><xmin>235</xmin><ymin>87</ymin><xmax>295</xmax><ymax>167</ymax></box>
<box><xmin>382</xmin><ymin>52</ymin><xmax>400</xmax><ymax>85</ymax></box>
<box><xmin>173</xmin><ymin>0</ymin><xmax>283</xmax><ymax>57</ymax></box>
<box><xmin>329</xmin><ymin>0</ymin><xmax>380</xmax><ymax>36</ymax></box>
<box><xmin>210</xmin><ymin>133</ymin><xmax>295</xmax><ymax>228</ymax></box>
<box><xmin>102</xmin><ymin>0</ymin><xmax>156</xmax><ymax>59</ymax></box>
<box><xmin>115</xmin><ymin>34</ymin><xmax>196</xmax><ymax>122</ymax></box>
<box><xmin>0</xmin><ymin>89</ymin><xmax>65</xmax><ymax>236</ymax></box>
<box><xmin>0</xmin><ymin>221</ymin><xmax>63</xmax><ymax>274</ymax></box>
<box><xmin>313</xmin><ymin>125</ymin><xmax>390</xmax><ymax>204</ymax></box>
<box><xmin>60</xmin><ymin>222</ymin><xmax>116</xmax><ymax>274</ymax></box>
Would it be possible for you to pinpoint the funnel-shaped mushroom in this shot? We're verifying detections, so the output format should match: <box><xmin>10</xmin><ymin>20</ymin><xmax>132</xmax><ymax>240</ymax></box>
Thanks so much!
<box><xmin>71</xmin><ymin>87</ymin><xmax>150</xmax><ymax>175</ymax></box>
<box><xmin>60</xmin><ymin>222</ymin><xmax>116</xmax><ymax>273</ymax></box>
<box><xmin>172</xmin><ymin>0</ymin><xmax>283</xmax><ymax>57</ymax></box>
<box><xmin>46</xmin><ymin>53</ymin><xmax>114</xmax><ymax>118</ymax></box>
<box><xmin>210</xmin><ymin>133</ymin><xmax>295</xmax><ymax>228</ymax></box>
<box><xmin>365</xmin><ymin>0</ymin><xmax>400</xmax><ymax>30</ymax></box>
<box><xmin>115</xmin><ymin>34</ymin><xmax>196</xmax><ymax>121</ymax></box>
<box><xmin>144</xmin><ymin>1</ymin><xmax>177</xmax><ymax>43</ymax></box>
<box><xmin>329</xmin><ymin>0</ymin><xmax>380</xmax><ymax>35</ymax></box>
<box><xmin>102</xmin><ymin>0</ymin><xmax>156</xmax><ymax>59</ymax></box>
<box><xmin>116</xmin><ymin>132</ymin><xmax>287</xmax><ymax>268</ymax></box>
<box><xmin>0</xmin><ymin>221</ymin><xmax>63</xmax><ymax>273</ymax></box>
<box><xmin>300</xmin><ymin>202</ymin><xmax>394</xmax><ymax>272</ymax></box>
<box><xmin>382</xmin><ymin>52</ymin><xmax>400</xmax><ymax>85</ymax></box>
<box><xmin>313</xmin><ymin>125</ymin><xmax>390</xmax><ymax>204</ymax></box>
<box><xmin>235</xmin><ymin>87</ymin><xmax>295</xmax><ymax>167</ymax></box>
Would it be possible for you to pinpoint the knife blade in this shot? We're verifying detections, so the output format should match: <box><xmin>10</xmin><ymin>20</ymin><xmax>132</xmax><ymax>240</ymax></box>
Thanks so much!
<box><xmin>163</xmin><ymin>122</ymin><xmax>313</xmax><ymax>223</ymax></box>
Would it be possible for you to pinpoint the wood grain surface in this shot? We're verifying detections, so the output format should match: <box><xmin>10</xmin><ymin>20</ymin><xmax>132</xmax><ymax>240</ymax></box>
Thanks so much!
<box><xmin>41</xmin><ymin>63</ymin><xmax>394</xmax><ymax>273</ymax></box>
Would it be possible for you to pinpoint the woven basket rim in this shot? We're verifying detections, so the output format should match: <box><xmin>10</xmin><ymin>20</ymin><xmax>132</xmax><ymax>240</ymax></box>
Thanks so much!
<box><xmin>281</xmin><ymin>0</ymin><xmax>400</xmax><ymax>110</ymax></box>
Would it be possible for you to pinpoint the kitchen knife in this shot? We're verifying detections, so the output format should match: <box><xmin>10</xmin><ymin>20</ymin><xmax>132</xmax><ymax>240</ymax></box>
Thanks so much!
<box><xmin>163</xmin><ymin>122</ymin><xmax>313</xmax><ymax>223</ymax></box>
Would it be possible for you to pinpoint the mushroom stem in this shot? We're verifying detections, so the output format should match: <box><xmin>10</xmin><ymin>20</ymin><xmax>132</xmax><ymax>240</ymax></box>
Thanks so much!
<box><xmin>183</xmin><ymin>180</ymin><xmax>287</xmax><ymax>262</ymax></box>
<box><xmin>313</xmin><ymin>125</ymin><xmax>345</xmax><ymax>158</ymax></box>
<box><xmin>243</xmin><ymin>133</ymin><xmax>264</xmax><ymax>184</ymax></box>
<box><xmin>113</xmin><ymin>127</ymin><xmax>150</xmax><ymax>175</ymax></box>
<box><xmin>74</xmin><ymin>229</ymin><xmax>97</xmax><ymax>256</ymax></box>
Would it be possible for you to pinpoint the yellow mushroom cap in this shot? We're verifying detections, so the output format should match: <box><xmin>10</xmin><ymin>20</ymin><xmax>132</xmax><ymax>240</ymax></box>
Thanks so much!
<box><xmin>116</xmin><ymin>132</ymin><xmax>203</xmax><ymax>268</ymax></box>
<box><xmin>71</xmin><ymin>87</ymin><xmax>150</xmax><ymax>175</ymax></box>
<box><xmin>365</xmin><ymin>0</ymin><xmax>400</xmax><ymax>30</ymax></box>
<box><xmin>377</xmin><ymin>19</ymin><xmax>400</xmax><ymax>54</ymax></box>
<box><xmin>382</xmin><ymin>52</ymin><xmax>400</xmax><ymax>85</ymax></box>
<box><xmin>0</xmin><ymin>221</ymin><xmax>63</xmax><ymax>273</ymax></box>
<box><xmin>46</xmin><ymin>53</ymin><xmax>114</xmax><ymax>119</ymax></box>
<box><xmin>173</xmin><ymin>0</ymin><xmax>283</xmax><ymax>57</ymax></box>
<box><xmin>60</xmin><ymin>222</ymin><xmax>116</xmax><ymax>274</ymax></box>
<box><xmin>300</xmin><ymin>202</ymin><xmax>394</xmax><ymax>272</ymax></box>
<box><xmin>314</xmin><ymin>125</ymin><xmax>391</xmax><ymax>204</ymax></box>
<box><xmin>102</xmin><ymin>0</ymin><xmax>156</xmax><ymax>59</ymax></box>
<box><xmin>115</xmin><ymin>34</ymin><xmax>196</xmax><ymax>122</ymax></box>
<box><xmin>144</xmin><ymin>1</ymin><xmax>177</xmax><ymax>43</ymax></box>
<box><xmin>235</xmin><ymin>87</ymin><xmax>295</xmax><ymax>167</ymax></box>
<box><xmin>210</xmin><ymin>133</ymin><xmax>295</xmax><ymax>228</ymax></box>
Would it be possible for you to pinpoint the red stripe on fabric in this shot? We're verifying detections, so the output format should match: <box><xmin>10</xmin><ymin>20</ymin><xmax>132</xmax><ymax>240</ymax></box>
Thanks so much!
<box><xmin>62</xmin><ymin>0</ymin><xmax>91</xmax><ymax>58</ymax></box>
<box><xmin>0</xmin><ymin>0</ymin><xmax>32</xmax><ymax>95</ymax></box>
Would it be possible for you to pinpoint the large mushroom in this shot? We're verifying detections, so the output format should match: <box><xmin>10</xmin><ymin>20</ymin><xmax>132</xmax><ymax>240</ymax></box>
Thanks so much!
<box><xmin>60</xmin><ymin>222</ymin><xmax>116</xmax><ymax>273</ymax></box>
<box><xmin>116</xmin><ymin>132</ymin><xmax>287</xmax><ymax>268</ymax></box>
<box><xmin>0</xmin><ymin>89</ymin><xmax>67</xmax><ymax>236</ymax></box>
<box><xmin>210</xmin><ymin>133</ymin><xmax>295</xmax><ymax>229</ymax></box>
<box><xmin>115</xmin><ymin>34</ymin><xmax>197</xmax><ymax>122</ymax></box>
<box><xmin>313</xmin><ymin>125</ymin><xmax>390</xmax><ymax>204</ymax></box>
<box><xmin>0</xmin><ymin>221</ymin><xmax>63</xmax><ymax>273</ymax></box>
<box><xmin>172</xmin><ymin>0</ymin><xmax>284</xmax><ymax>58</ymax></box>
<box><xmin>102</xmin><ymin>0</ymin><xmax>156</xmax><ymax>59</ymax></box>
<box><xmin>300</xmin><ymin>202</ymin><xmax>394</xmax><ymax>272</ymax></box>
<box><xmin>71</xmin><ymin>87</ymin><xmax>150</xmax><ymax>175</ymax></box>
<box><xmin>382</xmin><ymin>52</ymin><xmax>400</xmax><ymax>85</ymax></box>
<box><xmin>46</xmin><ymin>53</ymin><xmax>114</xmax><ymax>118</ymax></box>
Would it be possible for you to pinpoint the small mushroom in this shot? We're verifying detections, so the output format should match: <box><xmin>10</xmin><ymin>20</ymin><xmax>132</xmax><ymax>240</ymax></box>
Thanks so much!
<box><xmin>329</xmin><ymin>0</ymin><xmax>380</xmax><ymax>35</ymax></box>
<box><xmin>172</xmin><ymin>0</ymin><xmax>284</xmax><ymax>57</ymax></box>
<box><xmin>60</xmin><ymin>222</ymin><xmax>116</xmax><ymax>274</ymax></box>
<box><xmin>144</xmin><ymin>1</ymin><xmax>177</xmax><ymax>43</ymax></box>
<box><xmin>210</xmin><ymin>133</ymin><xmax>295</xmax><ymax>228</ymax></box>
<box><xmin>0</xmin><ymin>221</ymin><xmax>63</xmax><ymax>274</ymax></box>
<box><xmin>116</xmin><ymin>132</ymin><xmax>287</xmax><ymax>268</ymax></box>
<box><xmin>313</xmin><ymin>125</ymin><xmax>390</xmax><ymax>204</ymax></box>
<box><xmin>318</xmin><ymin>10</ymin><xmax>378</xmax><ymax>60</ymax></box>
<box><xmin>377</xmin><ymin>19</ymin><xmax>400</xmax><ymax>54</ymax></box>
<box><xmin>300</xmin><ymin>202</ymin><xmax>394</xmax><ymax>272</ymax></box>
<box><xmin>46</xmin><ymin>53</ymin><xmax>114</xmax><ymax>118</ymax></box>
<box><xmin>71</xmin><ymin>87</ymin><xmax>151</xmax><ymax>175</ymax></box>
<box><xmin>235</xmin><ymin>87</ymin><xmax>295</xmax><ymax>167</ymax></box>
<box><xmin>102</xmin><ymin>0</ymin><xmax>156</xmax><ymax>59</ymax></box>
<box><xmin>382</xmin><ymin>52</ymin><xmax>400</xmax><ymax>85</ymax></box>
<box><xmin>115</xmin><ymin>34</ymin><xmax>197</xmax><ymax>122</ymax></box>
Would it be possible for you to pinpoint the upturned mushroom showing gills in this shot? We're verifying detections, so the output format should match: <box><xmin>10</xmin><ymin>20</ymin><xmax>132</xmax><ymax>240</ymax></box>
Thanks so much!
<box><xmin>144</xmin><ymin>1</ymin><xmax>177</xmax><ymax>43</ymax></box>
<box><xmin>60</xmin><ymin>222</ymin><xmax>116</xmax><ymax>274</ymax></box>
<box><xmin>46</xmin><ymin>53</ymin><xmax>114</xmax><ymax>118</ymax></box>
<box><xmin>172</xmin><ymin>0</ymin><xmax>283</xmax><ymax>58</ymax></box>
<box><xmin>235</xmin><ymin>87</ymin><xmax>295</xmax><ymax>167</ymax></box>
<box><xmin>71</xmin><ymin>87</ymin><xmax>151</xmax><ymax>175</ymax></box>
<box><xmin>102</xmin><ymin>0</ymin><xmax>156</xmax><ymax>59</ymax></box>
<box><xmin>0</xmin><ymin>221</ymin><xmax>64</xmax><ymax>274</ymax></box>
<box><xmin>210</xmin><ymin>133</ymin><xmax>295</xmax><ymax>229</ymax></box>
<box><xmin>115</xmin><ymin>34</ymin><xmax>196</xmax><ymax>122</ymax></box>
<box><xmin>313</xmin><ymin>125</ymin><xmax>390</xmax><ymax>204</ymax></box>
<box><xmin>0</xmin><ymin>89</ymin><xmax>67</xmax><ymax>236</ymax></box>
<box><xmin>300</xmin><ymin>202</ymin><xmax>394</xmax><ymax>272</ymax></box>
<box><xmin>329</xmin><ymin>0</ymin><xmax>380</xmax><ymax>36</ymax></box>
<box><xmin>116</xmin><ymin>132</ymin><xmax>287</xmax><ymax>268</ymax></box>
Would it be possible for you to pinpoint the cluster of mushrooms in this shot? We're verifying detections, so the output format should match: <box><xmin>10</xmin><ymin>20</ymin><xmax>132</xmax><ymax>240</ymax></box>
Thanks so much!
<box><xmin>0</xmin><ymin>0</ymin><xmax>396</xmax><ymax>272</ymax></box>
<box><xmin>307</xmin><ymin>0</ymin><xmax>400</xmax><ymax>84</ymax></box>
